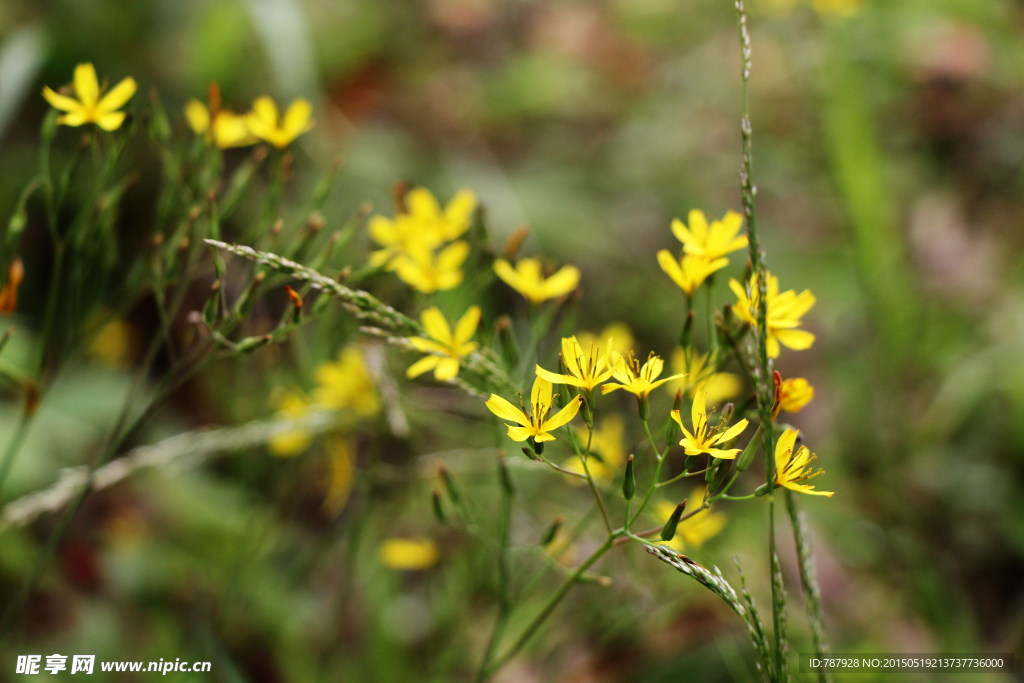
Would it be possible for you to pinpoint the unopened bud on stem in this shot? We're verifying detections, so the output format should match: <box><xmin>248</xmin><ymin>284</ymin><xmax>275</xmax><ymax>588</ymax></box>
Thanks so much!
<box><xmin>622</xmin><ymin>454</ymin><xmax>636</xmax><ymax>500</ymax></box>
<box><xmin>660</xmin><ymin>500</ymin><xmax>687</xmax><ymax>542</ymax></box>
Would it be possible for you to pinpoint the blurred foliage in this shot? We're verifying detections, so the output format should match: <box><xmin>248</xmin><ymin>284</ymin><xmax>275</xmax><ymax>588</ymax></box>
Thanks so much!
<box><xmin>0</xmin><ymin>0</ymin><xmax>1021</xmax><ymax>681</ymax></box>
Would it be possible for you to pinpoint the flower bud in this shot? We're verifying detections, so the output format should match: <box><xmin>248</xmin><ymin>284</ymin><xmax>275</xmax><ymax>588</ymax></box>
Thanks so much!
<box><xmin>284</xmin><ymin>285</ymin><xmax>303</xmax><ymax>324</ymax></box>
<box><xmin>710</xmin><ymin>458</ymin><xmax>733</xmax><ymax>492</ymax></box>
<box><xmin>622</xmin><ymin>454</ymin><xmax>636</xmax><ymax>501</ymax></box>
<box><xmin>771</xmin><ymin>370</ymin><xmax>782</xmax><ymax>420</ymax></box>
<box><xmin>432</xmin><ymin>489</ymin><xmax>446</xmax><ymax>524</ymax></box>
<box><xmin>233</xmin><ymin>271</ymin><xmax>265</xmax><ymax>318</ymax></box>
<box><xmin>540</xmin><ymin>515</ymin><xmax>564</xmax><ymax>547</ymax></box>
<box><xmin>202</xmin><ymin>279</ymin><xmax>221</xmax><ymax>324</ymax></box>
<box><xmin>580</xmin><ymin>394</ymin><xmax>593</xmax><ymax>427</ymax></box>
<box><xmin>706</xmin><ymin>458</ymin><xmax>719</xmax><ymax>485</ymax></box>
<box><xmin>521</xmin><ymin>446</ymin><xmax>537</xmax><ymax>461</ymax></box>
<box><xmin>754</xmin><ymin>482</ymin><xmax>771</xmax><ymax>497</ymax></box>
<box><xmin>0</xmin><ymin>258</ymin><xmax>24</xmax><ymax>315</ymax></box>
<box><xmin>438</xmin><ymin>463</ymin><xmax>462</xmax><ymax>505</ymax></box>
<box><xmin>736</xmin><ymin>424</ymin><xmax>762</xmax><ymax>472</ymax></box>
<box><xmin>660</xmin><ymin>500</ymin><xmax>686</xmax><ymax>542</ymax></box>
<box><xmin>684</xmin><ymin>455</ymin><xmax>701</xmax><ymax>472</ymax></box>
<box><xmin>235</xmin><ymin>334</ymin><xmax>273</xmax><ymax>353</ymax></box>
<box><xmin>665</xmin><ymin>392</ymin><xmax>683</xmax><ymax>445</ymax></box>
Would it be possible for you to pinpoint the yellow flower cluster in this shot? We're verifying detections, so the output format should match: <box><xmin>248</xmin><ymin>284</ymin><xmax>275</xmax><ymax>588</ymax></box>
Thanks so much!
<box><xmin>369</xmin><ymin>187</ymin><xmax>477</xmax><ymax>293</ymax></box>
<box><xmin>657</xmin><ymin>209</ymin><xmax>747</xmax><ymax>297</ymax></box>
<box><xmin>42</xmin><ymin>64</ymin><xmax>313</xmax><ymax>149</ymax></box>
<box><xmin>186</xmin><ymin>92</ymin><xmax>312</xmax><ymax>149</ymax></box>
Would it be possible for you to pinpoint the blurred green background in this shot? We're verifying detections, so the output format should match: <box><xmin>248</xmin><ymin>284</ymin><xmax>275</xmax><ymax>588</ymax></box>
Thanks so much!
<box><xmin>0</xmin><ymin>0</ymin><xmax>1023</xmax><ymax>681</ymax></box>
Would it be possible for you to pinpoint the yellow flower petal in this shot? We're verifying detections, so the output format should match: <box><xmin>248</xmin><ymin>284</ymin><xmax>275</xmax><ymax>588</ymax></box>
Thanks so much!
<box><xmin>486</xmin><ymin>394</ymin><xmax>529</xmax><ymax>426</ymax></box>
<box><xmin>421</xmin><ymin>306</ymin><xmax>453</xmax><ymax>345</ymax></box>
<box><xmin>185</xmin><ymin>99</ymin><xmax>210</xmax><ymax>134</ymax></box>
<box><xmin>97</xmin><ymin>77</ymin><xmax>137</xmax><ymax>113</ymax></box>
<box><xmin>406</xmin><ymin>354</ymin><xmax>440</xmax><ymax>378</ymax></box>
<box><xmin>41</xmin><ymin>86</ymin><xmax>83</xmax><ymax>113</ymax></box>
<box><xmin>434</xmin><ymin>357</ymin><xmax>460</xmax><ymax>381</ymax></box>
<box><xmin>453</xmin><ymin>306</ymin><xmax>481</xmax><ymax>346</ymax></box>
<box><xmin>73</xmin><ymin>63</ymin><xmax>99</xmax><ymax>107</ymax></box>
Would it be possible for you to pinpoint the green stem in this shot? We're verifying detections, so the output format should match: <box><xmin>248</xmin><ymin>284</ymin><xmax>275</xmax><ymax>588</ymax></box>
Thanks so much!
<box><xmin>0</xmin><ymin>409</ymin><xmax>33</xmax><ymax>500</ymax></box>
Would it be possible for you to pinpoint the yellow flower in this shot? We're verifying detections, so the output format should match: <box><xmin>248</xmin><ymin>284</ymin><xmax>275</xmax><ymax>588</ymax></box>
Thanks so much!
<box><xmin>671</xmin><ymin>210</ymin><xmax>748</xmax><ymax>261</ymax></box>
<box><xmin>779</xmin><ymin>377</ymin><xmax>814</xmax><ymax>413</ymax></box>
<box><xmin>657</xmin><ymin>252</ymin><xmax>728</xmax><ymax>296</ymax></box>
<box><xmin>393</xmin><ymin>241</ymin><xmax>470</xmax><ymax>293</ymax></box>
<box><xmin>322</xmin><ymin>436</ymin><xmax>355</xmax><ymax>516</ymax></box>
<box><xmin>774</xmin><ymin>428</ymin><xmax>833</xmax><ymax>497</ymax></box>
<box><xmin>493</xmin><ymin>258</ymin><xmax>580</xmax><ymax>303</ymax></box>
<box><xmin>268</xmin><ymin>390</ymin><xmax>314</xmax><ymax>456</ymax></box>
<box><xmin>313</xmin><ymin>347</ymin><xmax>380</xmax><ymax>415</ymax></box>
<box><xmin>368</xmin><ymin>187</ymin><xmax>477</xmax><ymax>269</ymax></box>
<box><xmin>729</xmin><ymin>272</ymin><xmax>816</xmax><ymax>358</ymax></box>
<box><xmin>665</xmin><ymin>348</ymin><xmax>742</xmax><ymax>405</ymax></box>
<box><xmin>379</xmin><ymin>538</ymin><xmax>439</xmax><ymax>570</ymax></box>
<box><xmin>670</xmin><ymin>390</ymin><xmax>749</xmax><ymax>459</ymax></box>
<box><xmin>576</xmin><ymin>323</ymin><xmax>634</xmax><ymax>359</ymax></box>
<box><xmin>42</xmin><ymin>63</ymin><xmax>136</xmax><ymax>131</ymax></box>
<box><xmin>536</xmin><ymin>335</ymin><xmax>617</xmax><ymax>392</ymax></box>
<box><xmin>406</xmin><ymin>306</ymin><xmax>480</xmax><ymax>381</ymax></box>
<box><xmin>485</xmin><ymin>377</ymin><xmax>582</xmax><ymax>443</ymax></box>
<box><xmin>245</xmin><ymin>96</ymin><xmax>313</xmax><ymax>148</ymax></box>
<box><xmin>654</xmin><ymin>493</ymin><xmax>726</xmax><ymax>552</ymax></box>
<box><xmin>184</xmin><ymin>83</ymin><xmax>255</xmax><ymax>149</ymax></box>
<box><xmin>601</xmin><ymin>351</ymin><xmax>684</xmax><ymax>401</ymax></box>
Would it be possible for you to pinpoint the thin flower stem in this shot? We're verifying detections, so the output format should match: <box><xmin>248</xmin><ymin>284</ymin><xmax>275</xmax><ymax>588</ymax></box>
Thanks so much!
<box><xmin>628</xmin><ymin>419</ymin><xmax>673</xmax><ymax>529</ymax></box>
<box><xmin>657</xmin><ymin>467</ymin><xmax>708</xmax><ymax>488</ymax></box>
<box><xmin>642</xmin><ymin>418</ymin><xmax>663</xmax><ymax>462</ymax></box>
<box><xmin>721</xmin><ymin>492</ymin><xmax>757</xmax><ymax>501</ymax></box>
<box><xmin>0</xmin><ymin>409</ymin><xmax>33</xmax><ymax>500</ymax></box>
<box><xmin>536</xmin><ymin>453</ymin><xmax>587</xmax><ymax>479</ymax></box>
<box><xmin>566</xmin><ymin>423</ymin><xmax>612</xmax><ymax>533</ymax></box>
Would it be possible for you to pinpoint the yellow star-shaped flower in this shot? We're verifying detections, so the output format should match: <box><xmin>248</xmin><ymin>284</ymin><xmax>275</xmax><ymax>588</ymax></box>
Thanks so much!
<box><xmin>406</xmin><ymin>306</ymin><xmax>480</xmax><ymax>381</ymax></box>
<box><xmin>42</xmin><ymin>63</ymin><xmax>137</xmax><ymax>131</ymax></box>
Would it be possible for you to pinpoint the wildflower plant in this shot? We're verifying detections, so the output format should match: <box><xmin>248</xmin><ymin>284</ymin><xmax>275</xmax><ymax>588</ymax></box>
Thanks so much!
<box><xmin>0</xmin><ymin>5</ymin><xmax>835</xmax><ymax>680</ymax></box>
